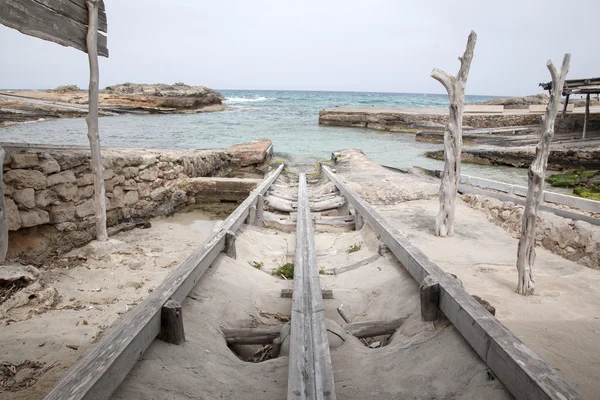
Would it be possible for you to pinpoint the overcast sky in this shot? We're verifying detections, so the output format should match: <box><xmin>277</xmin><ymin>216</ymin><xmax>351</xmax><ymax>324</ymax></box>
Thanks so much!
<box><xmin>0</xmin><ymin>0</ymin><xmax>597</xmax><ymax>96</ymax></box>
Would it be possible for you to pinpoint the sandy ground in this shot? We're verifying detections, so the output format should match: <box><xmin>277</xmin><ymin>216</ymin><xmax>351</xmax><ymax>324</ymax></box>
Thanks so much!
<box><xmin>112</xmin><ymin>224</ymin><xmax>510</xmax><ymax>400</ymax></box>
<box><xmin>0</xmin><ymin>211</ymin><xmax>219</xmax><ymax>399</ymax></box>
<box><xmin>331</xmin><ymin>149</ymin><xmax>600</xmax><ymax>399</ymax></box>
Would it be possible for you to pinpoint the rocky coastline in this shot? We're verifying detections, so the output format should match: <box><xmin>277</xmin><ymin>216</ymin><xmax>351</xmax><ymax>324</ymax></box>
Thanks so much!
<box><xmin>0</xmin><ymin>82</ymin><xmax>228</xmax><ymax>127</ymax></box>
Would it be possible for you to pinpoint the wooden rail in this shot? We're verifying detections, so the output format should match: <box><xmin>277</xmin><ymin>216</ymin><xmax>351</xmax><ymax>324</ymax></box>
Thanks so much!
<box><xmin>287</xmin><ymin>173</ymin><xmax>336</xmax><ymax>400</ymax></box>
<box><xmin>322</xmin><ymin>165</ymin><xmax>584</xmax><ymax>400</ymax></box>
<box><xmin>44</xmin><ymin>164</ymin><xmax>284</xmax><ymax>400</ymax></box>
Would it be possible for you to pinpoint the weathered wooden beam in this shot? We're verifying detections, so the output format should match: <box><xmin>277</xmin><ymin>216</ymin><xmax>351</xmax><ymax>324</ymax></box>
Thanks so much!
<box><xmin>31</xmin><ymin>0</ymin><xmax>107</xmax><ymax>32</ymax></box>
<box><xmin>583</xmin><ymin>93</ymin><xmax>590</xmax><ymax>139</ymax></box>
<box><xmin>222</xmin><ymin>317</ymin><xmax>410</xmax><ymax>345</ymax></box>
<box><xmin>420</xmin><ymin>275</ymin><xmax>440</xmax><ymax>321</ymax></box>
<box><xmin>288</xmin><ymin>173</ymin><xmax>336</xmax><ymax>400</ymax></box>
<box><xmin>44</xmin><ymin>164</ymin><xmax>284</xmax><ymax>400</ymax></box>
<box><xmin>323</xmin><ymin>165</ymin><xmax>584</xmax><ymax>400</ymax></box>
<box><xmin>0</xmin><ymin>0</ymin><xmax>109</xmax><ymax>57</ymax></box>
<box><xmin>0</xmin><ymin>146</ymin><xmax>7</xmax><ymax>264</ymax></box>
<box><xmin>331</xmin><ymin>254</ymin><xmax>380</xmax><ymax>275</ymax></box>
<box><xmin>281</xmin><ymin>289</ymin><xmax>333</xmax><ymax>299</ymax></box>
<box><xmin>85</xmin><ymin>0</ymin><xmax>107</xmax><ymax>242</ymax></box>
<box><xmin>255</xmin><ymin>194</ymin><xmax>264</xmax><ymax>227</ymax></box>
<box><xmin>158</xmin><ymin>299</ymin><xmax>185</xmax><ymax>345</ymax></box>
<box><xmin>354</xmin><ymin>211</ymin><xmax>364</xmax><ymax>230</ymax></box>
<box><xmin>222</xmin><ymin>325</ymin><xmax>282</xmax><ymax>345</ymax></box>
<box><xmin>562</xmin><ymin>93</ymin><xmax>570</xmax><ymax>118</ymax></box>
<box><xmin>224</xmin><ymin>231</ymin><xmax>236</xmax><ymax>259</ymax></box>
<box><xmin>246</xmin><ymin>205</ymin><xmax>256</xmax><ymax>225</ymax></box>
<box><xmin>343</xmin><ymin>316</ymin><xmax>409</xmax><ymax>338</ymax></box>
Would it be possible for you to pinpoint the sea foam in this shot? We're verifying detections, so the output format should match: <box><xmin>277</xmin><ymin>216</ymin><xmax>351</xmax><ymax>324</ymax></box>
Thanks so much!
<box><xmin>224</xmin><ymin>96</ymin><xmax>274</xmax><ymax>103</ymax></box>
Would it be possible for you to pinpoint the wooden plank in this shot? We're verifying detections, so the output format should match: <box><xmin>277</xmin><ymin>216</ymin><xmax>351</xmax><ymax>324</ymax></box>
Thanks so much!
<box><xmin>222</xmin><ymin>325</ymin><xmax>282</xmax><ymax>345</ymax></box>
<box><xmin>583</xmin><ymin>93</ymin><xmax>590</xmax><ymax>139</ymax></box>
<box><xmin>0</xmin><ymin>0</ymin><xmax>109</xmax><ymax>57</ymax></box>
<box><xmin>344</xmin><ymin>316</ymin><xmax>409</xmax><ymax>338</ymax></box>
<box><xmin>224</xmin><ymin>231</ymin><xmax>236</xmax><ymax>259</ymax></box>
<box><xmin>420</xmin><ymin>275</ymin><xmax>440</xmax><ymax>321</ymax></box>
<box><xmin>158</xmin><ymin>300</ymin><xmax>185</xmax><ymax>345</ymax></box>
<box><xmin>288</xmin><ymin>173</ymin><xmax>336</xmax><ymax>400</ymax></box>
<box><xmin>31</xmin><ymin>0</ymin><xmax>107</xmax><ymax>32</ymax></box>
<box><xmin>322</xmin><ymin>166</ymin><xmax>584</xmax><ymax>400</ymax></box>
<box><xmin>281</xmin><ymin>289</ymin><xmax>334</xmax><ymax>299</ymax></box>
<box><xmin>222</xmin><ymin>317</ymin><xmax>410</xmax><ymax>345</ymax></box>
<box><xmin>44</xmin><ymin>164</ymin><xmax>284</xmax><ymax>400</ymax></box>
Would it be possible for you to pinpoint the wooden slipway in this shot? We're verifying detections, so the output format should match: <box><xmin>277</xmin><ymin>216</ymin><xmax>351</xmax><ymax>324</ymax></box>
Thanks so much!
<box><xmin>43</xmin><ymin>162</ymin><xmax>583</xmax><ymax>400</ymax></box>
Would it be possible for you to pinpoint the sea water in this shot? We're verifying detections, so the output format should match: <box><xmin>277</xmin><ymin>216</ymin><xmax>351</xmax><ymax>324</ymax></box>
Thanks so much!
<box><xmin>0</xmin><ymin>90</ymin><xmax>530</xmax><ymax>184</ymax></box>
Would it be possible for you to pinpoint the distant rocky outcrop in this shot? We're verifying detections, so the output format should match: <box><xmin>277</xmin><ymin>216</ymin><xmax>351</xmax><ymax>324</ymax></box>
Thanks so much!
<box><xmin>476</xmin><ymin>94</ymin><xmax>549</xmax><ymax>108</ymax></box>
<box><xmin>49</xmin><ymin>85</ymin><xmax>82</xmax><ymax>93</ymax></box>
<box><xmin>102</xmin><ymin>82</ymin><xmax>225</xmax><ymax>109</ymax></box>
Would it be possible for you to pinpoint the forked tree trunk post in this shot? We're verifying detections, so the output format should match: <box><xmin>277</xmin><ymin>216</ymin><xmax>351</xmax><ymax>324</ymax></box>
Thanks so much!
<box><xmin>86</xmin><ymin>0</ymin><xmax>108</xmax><ymax>241</ymax></box>
<box><xmin>431</xmin><ymin>31</ymin><xmax>477</xmax><ymax>237</ymax></box>
<box><xmin>0</xmin><ymin>146</ymin><xmax>7</xmax><ymax>264</ymax></box>
<box><xmin>516</xmin><ymin>54</ymin><xmax>570</xmax><ymax>296</ymax></box>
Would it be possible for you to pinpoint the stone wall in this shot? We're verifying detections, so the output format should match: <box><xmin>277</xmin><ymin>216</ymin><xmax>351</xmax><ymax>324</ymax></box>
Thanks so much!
<box><xmin>462</xmin><ymin>194</ymin><xmax>600</xmax><ymax>269</ymax></box>
<box><xmin>2</xmin><ymin>145</ymin><xmax>235</xmax><ymax>263</ymax></box>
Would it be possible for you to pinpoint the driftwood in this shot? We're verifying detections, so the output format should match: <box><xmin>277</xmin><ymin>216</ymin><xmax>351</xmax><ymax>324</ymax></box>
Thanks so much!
<box><xmin>222</xmin><ymin>317</ymin><xmax>410</xmax><ymax>345</ymax></box>
<box><xmin>85</xmin><ymin>0</ymin><xmax>108</xmax><ymax>242</ymax></box>
<box><xmin>431</xmin><ymin>31</ymin><xmax>477</xmax><ymax>237</ymax></box>
<box><xmin>0</xmin><ymin>146</ymin><xmax>7</xmax><ymax>264</ymax></box>
<box><xmin>516</xmin><ymin>54</ymin><xmax>570</xmax><ymax>296</ymax></box>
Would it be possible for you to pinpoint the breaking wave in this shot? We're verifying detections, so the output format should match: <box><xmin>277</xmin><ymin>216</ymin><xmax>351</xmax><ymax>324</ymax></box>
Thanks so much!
<box><xmin>224</xmin><ymin>96</ymin><xmax>274</xmax><ymax>103</ymax></box>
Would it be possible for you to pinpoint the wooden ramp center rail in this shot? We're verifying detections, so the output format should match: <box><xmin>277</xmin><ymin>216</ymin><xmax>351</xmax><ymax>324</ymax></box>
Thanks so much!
<box><xmin>287</xmin><ymin>173</ymin><xmax>336</xmax><ymax>400</ymax></box>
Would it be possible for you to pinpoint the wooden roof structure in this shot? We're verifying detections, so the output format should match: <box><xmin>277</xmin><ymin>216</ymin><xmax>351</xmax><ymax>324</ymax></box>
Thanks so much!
<box><xmin>540</xmin><ymin>77</ymin><xmax>598</xmax><ymax>138</ymax></box>
<box><xmin>540</xmin><ymin>77</ymin><xmax>600</xmax><ymax>95</ymax></box>
<box><xmin>0</xmin><ymin>0</ymin><xmax>108</xmax><ymax>56</ymax></box>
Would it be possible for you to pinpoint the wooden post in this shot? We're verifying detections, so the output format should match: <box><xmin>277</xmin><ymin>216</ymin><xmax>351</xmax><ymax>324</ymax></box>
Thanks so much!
<box><xmin>562</xmin><ymin>93</ymin><xmax>570</xmax><ymax>118</ymax></box>
<box><xmin>254</xmin><ymin>194</ymin><xmax>264</xmax><ymax>227</ymax></box>
<box><xmin>224</xmin><ymin>230</ymin><xmax>236</xmax><ymax>259</ymax></box>
<box><xmin>355</xmin><ymin>211</ymin><xmax>363</xmax><ymax>230</ymax></box>
<box><xmin>272</xmin><ymin>337</ymin><xmax>283</xmax><ymax>358</ymax></box>
<box><xmin>431</xmin><ymin>31</ymin><xmax>477</xmax><ymax>237</ymax></box>
<box><xmin>420</xmin><ymin>275</ymin><xmax>440</xmax><ymax>321</ymax></box>
<box><xmin>85</xmin><ymin>0</ymin><xmax>107</xmax><ymax>242</ymax></box>
<box><xmin>583</xmin><ymin>93</ymin><xmax>590</xmax><ymax>139</ymax></box>
<box><xmin>247</xmin><ymin>205</ymin><xmax>257</xmax><ymax>225</ymax></box>
<box><xmin>158</xmin><ymin>299</ymin><xmax>185</xmax><ymax>345</ymax></box>
<box><xmin>0</xmin><ymin>146</ymin><xmax>7</xmax><ymax>264</ymax></box>
<box><xmin>338</xmin><ymin>202</ymin><xmax>349</xmax><ymax>216</ymax></box>
<box><xmin>516</xmin><ymin>54</ymin><xmax>570</xmax><ymax>296</ymax></box>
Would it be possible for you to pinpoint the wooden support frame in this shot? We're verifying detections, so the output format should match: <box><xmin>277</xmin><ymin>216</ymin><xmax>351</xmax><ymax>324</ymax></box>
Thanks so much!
<box><xmin>255</xmin><ymin>194</ymin><xmax>264</xmax><ymax>227</ymax></box>
<box><xmin>44</xmin><ymin>164</ymin><xmax>284</xmax><ymax>400</ymax></box>
<box><xmin>583</xmin><ymin>93</ymin><xmax>590</xmax><ymax>139</ymax></box>
<box><xmin>287</xmin><ymin>173</ymin><xmax>336</xmax><ymax>400</ymax></box>
<box><xmin>562</xmin><ymin>93</ymin><xmax>570</xmax><ymax>118</ymax></box>
<box><xmin>224</xmin><ymin>231</ymin><xmax>236</xmax><ymax>259</ymax></box>
<box><xmin>322</xmin><ymin>165</ymin><xmax>583</xmax><ymax>400</ymax></box>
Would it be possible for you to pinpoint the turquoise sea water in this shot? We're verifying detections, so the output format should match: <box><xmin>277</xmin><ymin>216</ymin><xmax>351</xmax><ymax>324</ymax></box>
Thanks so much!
<box><xmin>0</xmin><ymin>90</ymin><xmax>531</xmax><ymax>184</ymax></box>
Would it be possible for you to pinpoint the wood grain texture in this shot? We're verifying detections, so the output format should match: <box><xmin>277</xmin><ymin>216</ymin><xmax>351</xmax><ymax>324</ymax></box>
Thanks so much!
<box><xmin>430</xmin><ymin>31</ymin><xmax>477</xmax><ymax>237</ymax></box>
<box><xmin>31</xmin><ymin>0</ymin><xmax>107</xmax><ymax>32</ymax></box>
<box><xmin>158</xmin><ymin>300</ymin><xmax>185</xmax><ymax>345</ymax></box>
<box><xmin>288</xmin><ymin>173</ymin><xmax>336</xmax><ymax>400</ymax></box>
<box><xmin>323</xmin><ymin>165</ymin><xmax>583</xmax><ymax>400</ymax></box>
<box><xmin>516</xmin><ymin>54</ymin><xmax>570</xmax><ymax>296</ymax></box>
<box><xmin>0</xmin><ymin>0</ymin><xmax>109</xmax><ymax>57</ymax></box>
<box><xmin>43</xmin><ymin>164</ymin><xmax>284</xmax><ymax>400</ymax></box>
<box><xmin>85</xmin><ymin>0</ymin><xmax>108</xmax><ymax>242</ymax></box>
<box><xmin>419</xmin><ymin>275</ymin><xmax>440</xmax><ymax>321</ymax></box>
